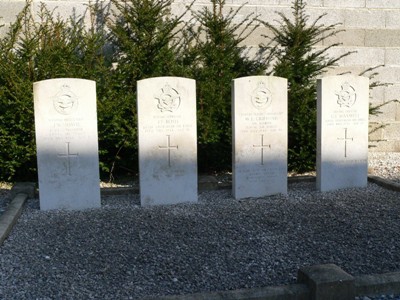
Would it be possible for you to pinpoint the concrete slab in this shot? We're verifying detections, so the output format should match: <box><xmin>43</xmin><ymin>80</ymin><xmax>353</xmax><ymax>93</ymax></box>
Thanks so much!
<box><xmin>368</xmin><ymin>175</ymin><xmax>400</xmax><ymax>191</ymax></box>
<box><xmin>10</xmin><ymin>182</ymin><xmax>36</xmax><ymax>199</ymax></box>
<box><xmin>146</xmin><ymin>283</ymin><xmax>309</xmax><ymax>300</ymax></box>
<box><xmin>298</xmin><ymin>264</ymin><xmax>355</xmax><ymax>300</ymax></box>
<box><xmin>355</xmin><ymin>272</ymin><xmax>400</xmax><ymax>297</ymax></box>
<box><xmin>0</xmin><ymin>193</ymin><xmax>29</xmax><ymax>246</ymax></box>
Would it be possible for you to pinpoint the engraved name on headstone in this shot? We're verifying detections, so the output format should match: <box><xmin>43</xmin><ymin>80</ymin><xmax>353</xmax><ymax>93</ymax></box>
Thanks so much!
<box><xmin>232</xmin><ymin>76</ymin><xmax>288</xmax><ymax>199</ymax></box>
<box><xmin>317</xmin><ymin>75</ymin><xmax>369</xmax><ymax>191</ymax></box>
<box><xmin>34</xmin><ymin>78</ymin><xmax>101</xmax><ymax>210</ymax></box>
<box><xmin>137</xmin><ymin>77</ymin><xmax>197</xmax><ymax>206</ymax></box>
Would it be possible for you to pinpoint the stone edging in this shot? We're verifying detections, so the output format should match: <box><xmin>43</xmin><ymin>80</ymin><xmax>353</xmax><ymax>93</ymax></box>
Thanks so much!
<box><xmin>0</xmin><ymin>182</ymin><xmax>35</xmax><ymax>246</ymax></box>
<box><xmin>146</xmin><ymin>264</ymin><xmax>400</xmax><ymax>300</ymax></box>
<box><xmin>368</xmin><ymin>174</ymin><xmax>400</xmax><ymax>192</ymax></box>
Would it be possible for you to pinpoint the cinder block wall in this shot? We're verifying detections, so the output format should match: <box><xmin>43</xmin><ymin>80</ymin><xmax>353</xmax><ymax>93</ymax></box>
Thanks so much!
<box><xmin>1</xmin><ymin>0</ymin><xmax>399</xmax><ymax>151</ymax></box>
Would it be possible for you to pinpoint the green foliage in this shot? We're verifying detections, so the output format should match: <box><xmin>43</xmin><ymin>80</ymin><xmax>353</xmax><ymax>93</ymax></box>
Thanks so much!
<box><xmin>191</xmin><ymin>0</ymin><xmax>265</xmax><ymax>172</ymax></box>
<box><xmin>103</xmin><ymin>0</ymin><xmax>192</xmax><ymax>179</ymax></box>
<box><xmin>2</xmin><ymin>0</ymin><xmax>393</xmax><ymax>181</ymax></box>
<box><xmin>0</xmin><ymin>0</ymin><xmax>109</xmax><ymax>180</ymax></box>
<box><xmin>0</xmin><ymin>0</ymin><xmax>194</xmax><ymax>181</ymax></box>
<box><xmin>260</xmin><ymin>0</ymin><xmax>351</xmax><ymax>172</ymax></box>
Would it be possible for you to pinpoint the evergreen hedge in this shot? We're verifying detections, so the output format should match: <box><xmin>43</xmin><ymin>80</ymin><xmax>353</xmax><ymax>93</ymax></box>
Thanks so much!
<box><xmin>0</xmin><ymin>0</ymin><xmax>373</xmax><ymax>181</ymax></box>
<box><xmin>260</xmin><ymin>0</ymin><xmax>351</xmax><ymax>172</ymax></box>
<box><xmin>0</xmin><ymin>1</ymin><xmax>110</xmax><ymax>180</ymax></box>
<box><xmin>190</xmin><ymin>0</ymin><xmax>265</xmax><ymax>172</ymax></box>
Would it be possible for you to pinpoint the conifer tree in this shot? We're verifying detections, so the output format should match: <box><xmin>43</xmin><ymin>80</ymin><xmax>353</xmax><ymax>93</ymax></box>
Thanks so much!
<box><xmin>260</xmin><ymin>0</ymin><xmax>350</xmax><ymax>172</ymax></box>
<box><xmin>0</xmin><ymin>1</ymin><xmax>108</xmax><ymax>180</ymax></box>
<box><xmin>192</xmin><ymin>0</ymin><xmax>265</xmax><ymax>171</ymax></box>
<box><xmin>105</xmin><ymin>0</ymin><xmax>191</xmax><ymax>177</ymax></box>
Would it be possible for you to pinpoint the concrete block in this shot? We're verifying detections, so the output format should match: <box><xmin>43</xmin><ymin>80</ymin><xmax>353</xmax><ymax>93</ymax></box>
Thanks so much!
<box><xmin>369</xmin><ymin>112</ymin><xmax>383</xmax><ymax>123</ymax></box>
<box><xmin>369</xmin><ymin>139</ymin><xmax>400</xmax><ymax>152</ymax></box>
<box><xmin>247</xmin><ymin>0</ymin><xmax>323</xmax><ymax>6</ymax></box>
<box><xmin>151</xmin><ymin>283</ymin><xmax>310</xmax><ymax>300</ymax></box>
<box><xmin>233</xmin><ymin>0</ymin><xmax>281</xmax><ymax>5</ymax></box>
<box><xmin>32</xmin><ymin>1</ymin><xmax>91</xmax><ymax>24</ymax></box>
<box><xmin>171</xmin><ymin>3</ymin><xmax>208</xmax><ymax>22</ymax></box>
<box><xmin>324</xmin><ymin>0</ymin><xmax>365</xmax><ymax>8</ymax></box>
<box><xmin>369</xmin><ymin>85</ymin><xmax>385</xmax><ymax>104</ymax></box>
<box><xmin>345</xmin><ymin>9</ymin><xmax>386</xmax><ymax>29</ymax></box>
<box><xmin>0</xmin><ymin>1</ymin><xmax>26</xmax><ymax>24</ymax></box>
<box><xmin>246</xmin><ymin>0</ymin><xmax>323</xmax><ymax>6</ymax></box>
<box><xmin>307</xmin><ymin>0</ymin><xmax>324</xmax><ymax>6</ymax></box>
<box><xmin>241</xmin><ymin>46</ymin><xmax>264</xmax><ymax>60</ymax></box>
<box><xmin>355</xmin><ymin>271</ymin><xmax>400</xmax><ymax>297</ymax></box>
<box><xmin>0</xmin><ymin>25</ymin><xmax>10</xmax><ymax>38</ymax></box>
<box><xmin>256</xmin><ymin>6</ymin><xmax>292</xmax><ymax>26</ymax></box>
<box><xmin>384</xmin><ymin>84</ymin><xmax>400</xmax><ymax>102</ymax></box>
<box><xmin>275</xmin><ymin>0</ymin><xmax>291</xmax><ymax>5</ymax></box>
<box><xmin>371</xmin><ymin>101</ymin><xmax>397</xmax><ymax>122</ymax></box>
<box><xmin>385</xmin><ymin>48</ymin><xmax>400</xmax><ymax>66</ymax></box>
<box><xmin>383</xmin><ymin>122</ymin><xmax>400</xmax><ymax>140</ymax></box>
<box><xmin>397</xmin><ymin>103</ymin><xmax>400</xmax><ymax>121</ymax></box>
<box><xmin>240</xmin><ymin>26</ymin><xmax>273</xmax><ymax>47</ymax></box>
<box><xmin>322</xmin><ymin>28</ymin><xmax>366</xmax><ymax>47</ymax></box>
<box><xmin>173</xmin><ymin>0</ymin><xmax>208</xmax><ymax>3</ymax></box>
<box><xmin>326</xmin><ymin>67</ymin><xmax>374</xmax><ymax>80</ymax></box>
<box><xmin>344</xmin><ymin>47</ymin><xmax>385</xmax><ymax>66</ymax></box>
<box><xmin>10</xmin><ymin>182</ymin><xmax>36</xmax><ymax>199</ymax></box>
<box><xmin>37</xmin><ymin>0</ymin><xmax>88</xmax><ymax>2</ymax></box>
<box><xmin>222</xmin><ymin>4</ymin><xmax>257</xmax><ymax>25</ymax></box>
<box><xmin>369</xmin><ymin>123</ymin><xmax>384</xmax><ymax>141</ymax></box>
<box><xmin>369</xmin><ymin>103</ymin><xmax>383</xmax><ymax>122</ymax></box>
<box><xmin>374</xmin><ymin>66</ymin><xmax>400</xmax><ymax>84</ymax></box>
<box><xmin>366</xmin><ymin>0</ymin><xmax>400</xmax><ymax>9</ymax></box>
<box><xmin>321</xmin><ymin>47</ymin><xmax>349</xmax><ymax>66</ymax></box>
<box><xmin>0</xmin><ymin>193</ymin><xmax>28</xmax><ymax>246</ymax></box>
<box><xmin>368</xmin><ymin>174</ymin><xmax>400</xmax><ymax>191</ymax></box>
<box><xmin>198</xmin><ymin>175</ymin><xmax>218</xmax><ymax>191</ymax></box>
<box><xmin>365</xmin><ymin>29</ymin><xmax>400</xmax><ymax>47</ymax></box>
<box><xmin>298</xmin><ymin>264</ymin><xmax>355</xmax><ymax>300</ymax></box>
<box><xmin>385</xmin><ymin>10</ymin><xmax>400</xmax><ymax>29</ymax></box>
<box><xmin>308</xmin><ymin>8</ymin><xmax>345</xmax><ymax>26</ymax></box>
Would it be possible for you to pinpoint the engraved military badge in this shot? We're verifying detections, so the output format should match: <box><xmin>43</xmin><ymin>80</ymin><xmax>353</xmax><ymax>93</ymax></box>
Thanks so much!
<box><xmin>53</xmin><ymin>84</ymin><xmax>79</xmax><ymax>115</ymax></box>
<box><xmin>336</xmin><ymin>82</ymin><xmax>357</xmax><ymax>108</ymax></box>
<box><xmin>251</xmin><ymin>81</ymin><xmax>272</xmax><ymax>110</ymax></box>
<box><xmin>155</xmin><ymin>83</ymin><xmax>181</xmax><ymax>113</ymax></box>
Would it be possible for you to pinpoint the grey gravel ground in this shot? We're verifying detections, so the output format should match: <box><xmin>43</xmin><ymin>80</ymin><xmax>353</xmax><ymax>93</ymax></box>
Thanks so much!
<box><xmin>368</xmin><ymin>152</ymin><xmax>400</xmax><ymax>183</ymax></box>
<box><xmin>0</xmin><ymin>153</ymin><xmax>399</xmax><ymax>299</ymax></box>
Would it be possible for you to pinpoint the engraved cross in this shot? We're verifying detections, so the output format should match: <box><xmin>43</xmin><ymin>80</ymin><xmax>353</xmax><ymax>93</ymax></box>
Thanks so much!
<box><xmin>337</xmin><ymin>128</ymin><xmax>353</xmax><ymax>158</ymax></box>
<box><xmin>253</xmin><ymin>134</ymin><xmax>271</xmax><ymax>165</ymax></box>
<box><xmin>159</xmin><ymin>135</ymin><xmax>178</xmax><ymax>167</ymax></box>
<box><xmin>58</xmin><ymin>142</ymin><xmax>79</xmax><ymax>175</ymax></box>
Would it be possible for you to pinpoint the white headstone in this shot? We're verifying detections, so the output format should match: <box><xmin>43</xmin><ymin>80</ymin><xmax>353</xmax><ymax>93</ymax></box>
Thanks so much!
<box><xmin>232</xmin><ymin>76</ymin><xmax>288</xmax><ymax>199</ymax></box>
<box><xmin>34</xmin><ymin>78</ymin><xmax>101</xmax><ymax>210</ymax></box>
<box><xmin>137</xmin><ymin>77</ymin><xmax>197</xmax><ymax>206</ymax></box>
<box><xmin>317</xmin><ymin>75</ymin><xmax>369</xmax><ymax>191</ymax></box>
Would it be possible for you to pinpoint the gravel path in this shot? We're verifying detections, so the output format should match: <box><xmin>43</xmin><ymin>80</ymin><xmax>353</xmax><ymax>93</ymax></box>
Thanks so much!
<box><xmin>368</xmin><ymin>152</ymin><xmax>400</xmax><ymax>183</ymax></box>
<box><xmin>0</xmin><ymin>153</ymin><xmax>399</xmax><ymax>299</ymax></box>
